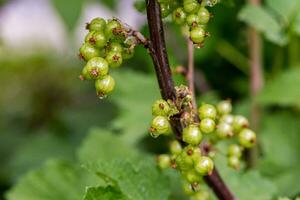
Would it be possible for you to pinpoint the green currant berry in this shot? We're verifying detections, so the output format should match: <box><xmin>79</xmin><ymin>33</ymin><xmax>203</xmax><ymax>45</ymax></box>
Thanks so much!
<box><xmin>150</xmin><ymin>116</ymin><xmax>171</xmax><ymax>137</ymax></box>
<box><xmin>106</xmin><ymin>42</ymin><xmax>123</xmax><ymax>53</ymax></box>
<box><xmin>122</xmin><ymin>48</ymin><xmax>135</xmax><ymax>60</ymax></box>
<box><xmin>84</xmin><ymin>31</ymin><xmax>96</xmax><ymax>43</ymax></box>
<box><xmin>183</xmin><ymin>170</ymin><xmax>201</xmax><ymax>183</ymax></box>
<box><xmin>183</xmin><ymin>0</ymin><xmax>200</xmax><ymax>13</ymax></box>
<box><xmin>216</xmin><ymin>122</ymin><xmax>233</xmax><ymax>138</ymax></box>
<box><xmin>182</xmin><ymin>182</ymin><xmax>195</xmax><ymax>195</ymax></box>
<box><xmin>187</xmin><ymin>14</ymin><xmax>200</xmax><ymax>26</ymax></box>
<box><xmin>198</xmin><ymin>104</ymin><xmax>217</xmax><ymax>120</ymax></box>
<box><xmin>95</xmin><ymin>75</ymin><xmax>115</xmax><ymax>97</ymax></box>
<box><xmin>87</xmin><ymin>18</ymin><xmax>106</xmax><ymax>32</ymax></box>
<box><xmin>92</xmin><ymin>31</ymin><xmax>107</xmax><ymax>48</ymax></box>
<box><xmin>152</xmin><ymin>99</ymin><xmax>171</xmax><ymax>116</ymax></box>
<box><xmin>228</xmin><ymin>144</ymin><xmax>242</xmax><ymax>158</ymax></box>
<box><xmin>194</xmin><ymin>156</ymin><xmax>214</xmax><ymax>175</ymax></box>
<box><xmin>227</xmin><ymin>156</ymin><xmax>240</xmax><ymax>170</ymax></box>
<box><xmin>190</xmin><ymin>26</ymin><xmax>205</xmax><ymax>44</ymax></box>
<box><xmin>182</xmin><ymin>124</ymin><xmax>202</xmax><ymax>145</ymax></box>
<box><xmin>160</xmin><ymin>3</ymin><xmax>172</xmax><ymax>18</ymax></box>
<box><xmin>105</xmin><ymin>19</ymin><xmax>122</xmax><ymax>39</ymax></box>
<box><xmin>239</xmin><ymin>128</ymin><xmax>256</xmax><ymax>148</ymax></box>
<box><xmin>219</xmin><ymin>114</ymin><xmax>234</xmax><ymax>124</ymax></box>
<box><xmin>169</xmin><ymin>140</ymin><xmax>182</xmax><ymax>155</ymax></box>
<box><xmin>197</xmin><ymin>7</ymin><xmax>210</xmax><ymax>25</ymax></box>
<box><xmin>217</xmin><ymin>100</ymin><xmax>232</xmax><ymax>115</ymax></box>
<box><xmin>157</xmin><ymin>154</ymin><xmax>171</xmax><ymax>169</ymax></box>
<box><xmin>79</xmin><ymin>43</ymin><xmax>101</xmax><ymax>61</ymax></box>
<box><xmin>172</xmin><ymin>7</ymin><xmax>187</xmax><ymax>24</ymax></box>
<box><xmin>233</xmin><ymin>115</ymin><xmax>249</xmax><ymax>132</ymax></box>
<box><xmin>176</xmin><ymin>150</ymin><xmax>194</xmax><ymax>171</ymax></box>
<box><xmin>191</xmin><ymin>190</ymin><xmax>210</xmax><ymax>200</ymax></box>
<box><xmin>106</xmin><ymin>51</ymin><xmax>123</xmax><ymax>68</ymax></box>
<box><xmin>200</xmin><ymin>118</ymin><xmax>216</xmax><ymax>134</ymax></box>
<box><xmin>82</xmin><ymin>57</ymin><xmax>109</xmax><ymax>80</ymax></box>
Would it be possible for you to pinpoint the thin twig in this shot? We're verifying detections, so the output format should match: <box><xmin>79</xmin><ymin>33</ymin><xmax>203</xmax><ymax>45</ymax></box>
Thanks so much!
<box><xmin>187</xmin><ymin>38</ymin><xmax>197</xmax><ymax>110</ymax></box>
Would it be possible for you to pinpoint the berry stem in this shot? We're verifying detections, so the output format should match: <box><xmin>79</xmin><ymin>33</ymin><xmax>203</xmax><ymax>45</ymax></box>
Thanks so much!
<box><xmin>187</xmin><ymin>38</ymin><xmax>197</xmax><ymax>110</ymax></box>
<box><xmin>246</xmin><ymin>0</ymin><xmax>264</xmax><ymax>168</ymax></box>
<box><xmin>145</xmin><ymin>1</ymin><xmax>235</xmax><ymax>199</ymax></box>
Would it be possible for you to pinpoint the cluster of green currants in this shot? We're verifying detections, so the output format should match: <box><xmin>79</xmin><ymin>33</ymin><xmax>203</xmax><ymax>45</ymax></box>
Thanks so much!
<box><xmin>79</xmin><ymin>18</ymin><xmax>135</xmax><ymax>98</ymax></box>
<box><xmin>158</xmin><ymin>0</ymin><xmax>218</xmax><ymax>46</ymax></box>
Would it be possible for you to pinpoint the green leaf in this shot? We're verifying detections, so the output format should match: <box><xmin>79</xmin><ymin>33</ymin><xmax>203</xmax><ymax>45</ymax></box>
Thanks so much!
<box><xmin>258</xmin><ymin>113</ymin><xmax>300</xmax><ymax>196</ymax></box>
<box><xmin>292</xmin><ymin>13</ymin><xmax>300</xmax><ymax>36</ymax></box>
<box><xmin>84</xmin><ymin>157</ymin><xmax>170</xmax><ymax>200</ymax></box>
<box><xmin>238</xmin><ymin>4</ymin><xmax>288</xmax><ymax>45</ymax></box>
<box><xmin>266</xmin><ymin>0</ymin><xmax>300</xmax><ymax>23</ymax></box>
<box><xmin>77</xmin><ymin>128</ymin><xmax>138</xmax><ymax>164</ymax></box>
<box><xmin>256</xmin><ymin>68</ymin><xmax>300</xmax><ymax>108</ymax></box>
<box><xmin>6</xmin><ymin>160</ymin><xmax>100</xmax><ymax>200</ymax></box>
<box><xmin>83</xmin><ymin>186</ymin><xmax>128</xmax><ymax>200</ymax></box>
<box><xmin>96</xmin><ymin>0</ymin><xmax>118</xmax><ymax>10</ymax></box>
<box><xmin>111</xmin><ymin>70</ymin><xmax>159</xmax><ymax>144</ymax></box>
<box><xmin>51</xmin><ymin>0</ymin><xmax>84</xmax><ymax>30</ymax></box>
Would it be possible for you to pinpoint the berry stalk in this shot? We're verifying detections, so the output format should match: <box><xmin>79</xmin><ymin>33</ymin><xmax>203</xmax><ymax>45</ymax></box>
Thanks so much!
<box><xmin>145</xmin><ymin>0</ymin><xmax>235</xmax><ymax>199</ymax></box>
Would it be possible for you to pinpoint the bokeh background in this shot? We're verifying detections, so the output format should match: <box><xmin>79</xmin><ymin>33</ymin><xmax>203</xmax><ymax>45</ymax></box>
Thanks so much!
<box><xmin>0</xmin><ymin>0</ymin><xmax>300</xmax><ymax>199</ymax></box>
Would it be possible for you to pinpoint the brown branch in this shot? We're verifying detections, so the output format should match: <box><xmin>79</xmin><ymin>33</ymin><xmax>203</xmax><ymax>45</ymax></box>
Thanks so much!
<box><xmin>187</xmin><ymin>38</ymin><xmax>197</xmax><ymax>110</ymax></box>
<box><xmin>246</xmin><ymin>0</ymin><xmax>264</xmax><ymax>168</ymax></box>
<box><xmin>145</xmin><ymin>0</ymin><xmax>235</xmax><ymax>200</ymax></box>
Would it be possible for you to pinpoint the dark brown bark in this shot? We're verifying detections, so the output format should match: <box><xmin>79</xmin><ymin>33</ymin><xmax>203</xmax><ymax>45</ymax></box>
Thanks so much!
<box><xmin>145</xmin><ymin>1</ymin><xmax>236</xmax><ymax>199</ymax></box>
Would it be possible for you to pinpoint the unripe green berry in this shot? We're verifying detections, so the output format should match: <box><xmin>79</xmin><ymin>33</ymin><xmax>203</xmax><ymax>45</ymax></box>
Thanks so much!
<box><xmin>172</xmin><ymin>7</ymin><xmax>187</xmax><ymax>24</ymax></box>
<box><xmin>233</xmin><ymin>115</ymin><xmax>249</xmax><ymax>132</ymax></box>
<box><xmin>187</xmin><ymin>14</ymin><xmax>200</xmax><ymax>26</ymax></box>
<box><xmin>87</xmin><ymin>18</ymin><xmax>106</xmax><ymax>32</ymax></box>
<box><xmin>183</xmin><ymin>0</ymin><xmax>200</xmax><ymax>13</ymax></box>
<box><xmin>169</xmin><ymin>140</ymin><xmax>182</xmax><ymax>155</ymax></box>
<box><xmin>106</xmin><ymin>51</ymin><xmax>123</xmax><ymax>68</ymax></box>
<box><xmin>200</xmin><ymin>118</ymin><xmax>216</xmax><ymax>134</ymax></box>
<box><xmin>122</xmin><ymin>48</ymin><xmax>135</xmax><ymax>60</ymax></box>
<box><xmin>182</xmin><ymin>125</ymin><xmax>202</xmax><ymax>145</ymax></box>
<box><xmin>217</xmin><ymin>100</ymin><xmax>232</xmax><ymax>115</ymax></box>
<box><xmin>228</xmin><ymin>144</ymin><xmax>243</xmax><ymax>158</ymax></box>
<box><xmin>79</xmin><ymin>43</ymin><xmax>101</xmax><ymax>61</ymax></box>
<box><xmin>85</xmin><ymin>31</ymin><xmax>96</xmax><ymax>43</ymax></box>
<box><xmin>107</xmin><ymin>42</ymin><xmax>123</xmax><ymax>53</ymax></box>
<box><xmin>150</xmin><ymin>116</ymin><xmax>171</xmax><ymax>138</ymax></box>
<box><xmin>194</xmin><ymin>156</ymin><xmax>214</xmax><ymax>175</ymax></box>
<box><xmin>183</xmin><ymin>170</ymin><xmax>201</xmax><ymax>183</ymax></box>
<box><xmin>105</xmin><ymin>19</ymin><xmax>122</xmax><ymax>39</ymax></box>
<box><xmin>160</xmin><ymin>3</ymin><xmax>172</xmax><ymax>18</ymax></box>
<box><xmin>152</xmin><ymin>99</ymin><xmax>171</xmax><ymax>116</ymax></box>
<box><xmin>95</xmin><ymin>75</ymin><xmax>115</xmax><ymax>97</ymax></box>
<box><xmin>198</xmin><ymin>104</ymin><xmax>217</xmax><ymax>120</ymax></box>
<box><xmin>82</xmin><ymin>57</ymin><xmax>109</xmax><ymax>80</ymax></box>
<box><xmin>216</xmin><ymin>122</ymin><xmax>233</xmax><ymax>138</ymax></box>
<box><xmin>227</xmin><ymin>156</ymin><xmax>240</xmax><ymax>170</ymax></box>
<box><xmin>239</xmin><ymin>128</ymin><xmax>256</xmax><ymax>148</ymax></box>
<box><xmin>92</xmin><ymin>31</ymin><xmax>107</xmax><ymax>48</ymax></box>
<box><xmin>219</xmin><ymin>114</ymin><xmax>234</xmax><ymax>124</ymax></box>
<box><xmin>182</xmin><ymin>182</ymin><xmax>195</xmax><ymax>195</ymax></box>
<box><xmin>157</xmin><ymin>154</ymin><xmax>171</xmax><ymax>169</ymax></box>
<box><xmin>176</xmin><ymin>149</ymin><xmax>194</xmax><ymax>171</ymax></box>
<box><xmin>197</xmin><ymin>7</ymin><xmax>210</xmax><ymax>25</ymax></box>
<box><xmin>191</xmin><ymin>190</ymin><xmax>210</xmax><ymax>200</ymax></box>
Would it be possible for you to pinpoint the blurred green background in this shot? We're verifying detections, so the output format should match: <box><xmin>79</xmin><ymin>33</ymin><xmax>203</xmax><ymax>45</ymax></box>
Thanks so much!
<box><xmin>0</xmin><ymin>0</ymin><xmax>300</xmax><ymax>199</ymax></box>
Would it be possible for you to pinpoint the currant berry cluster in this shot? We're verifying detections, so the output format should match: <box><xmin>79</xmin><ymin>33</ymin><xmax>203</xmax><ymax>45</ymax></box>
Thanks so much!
<box><xmin>150</xmin><ymin>91</ymin><xmax>256</xmax><ymax>198</ymax></box>
<box><xmin>79</xmin><ymin>18</ymin><xmax>135</xmax><ymax>98</ymax></box>
<box><xmin>158</xmin><ymin>0</ymin><xmax>218</xmax><ymax>46</ymax></box>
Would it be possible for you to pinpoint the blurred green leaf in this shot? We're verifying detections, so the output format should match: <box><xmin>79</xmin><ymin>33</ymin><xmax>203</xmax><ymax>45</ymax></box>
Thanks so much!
<box><xmin>292</xmin><ymin>13</ymin><xmax>300</xmax><ymax>36</ymax></box>
<box><xmin>258</xmin><ymin>113</ymin><xmax>300</xmax><ymax>196</ymax></box>
<box><xmin>77</xmin><ymin>128</ymin><xmax>139</xmax><ymax>164</ymax></box>
<box><xmin>6</xmin><ymin>160</ymin><xmax>100</xmax><ymax>200</ymax></box>
<box><xmin>83</xmin><ymin>186</ymin><xmax>128</xmax><ymax>200</ymax></box>
<box><xmin>266</xmin><ymin>0</ymin><xmax>300</xmax><ymax>23</ymax></box>
<box><xmin>238</xmin><ymin>4</ymin><xmax>288</xmax><ymax>45</ymax></box>
<box><xmin>84</xmin><ymin>157</ymin><xmax>171</xmax><ymax>200</ymax></box>
<box><xmin>96</xmin><ymin>0</ymin><xmax>117</xmax><ymax>10</ymax></box>
<box><xmin>256</xmin><ymin>68</ymin><xmax>300</xmax><ymax>108</ymax></box>
<box><xmin>111</xmin><ymin>70</ymin><xmax>159</xmax><ymax>144</ymax></box>
<box><xmin>8</xmin><ymin>133</ymin><xmax>75</xmax><ymax>181</ymax></box>
<box><xmin>51</xmin><ymin>0</ymin><xmax>84</xmax><ymax>30</ymax></box>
